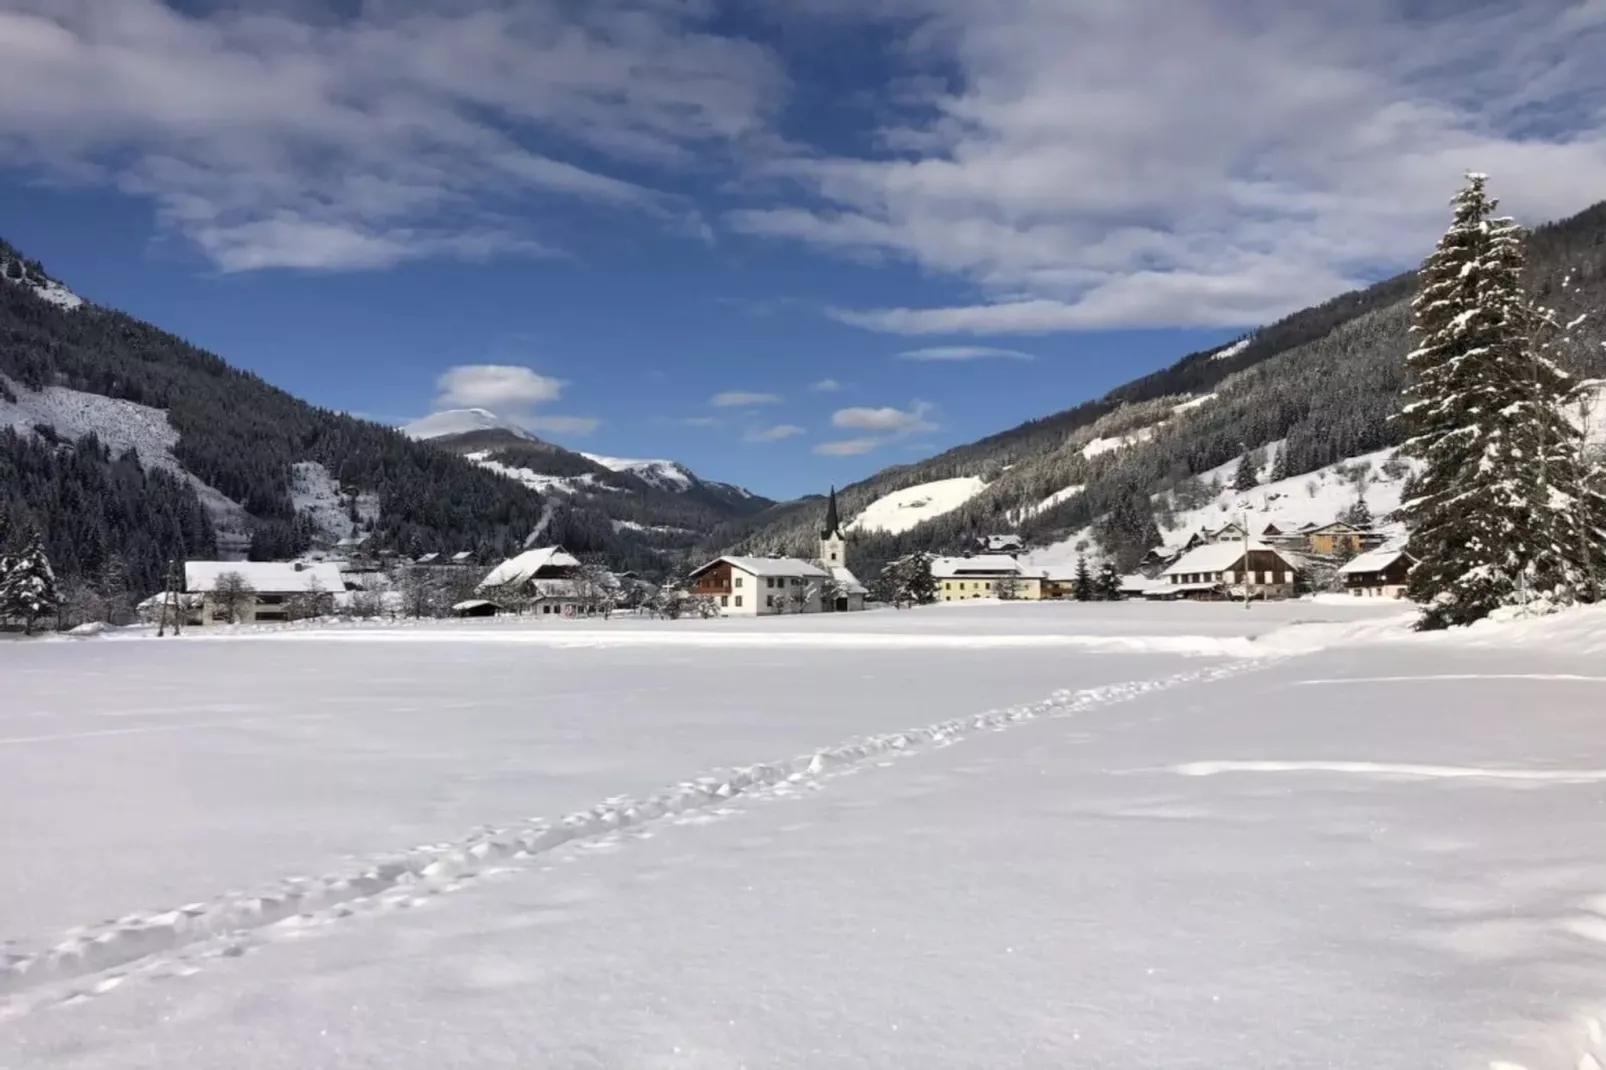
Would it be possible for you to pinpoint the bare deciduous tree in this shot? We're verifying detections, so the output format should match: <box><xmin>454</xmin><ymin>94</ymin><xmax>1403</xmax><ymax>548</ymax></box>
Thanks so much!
<box><xmin>211</xmin><ymin>570</ymin><xmax>256</xmax><ymax>624</ymax></box>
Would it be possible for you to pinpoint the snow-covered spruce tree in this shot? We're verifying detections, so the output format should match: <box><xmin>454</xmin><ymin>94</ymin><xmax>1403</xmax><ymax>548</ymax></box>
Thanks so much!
<box><xmin>1396</xmin><ymin>173</ymin><xmax>1603</xmax><ymax>628</ymax></box>
<box><xmin>1232</xmin><ymin>452</ymin><xmax>1259</xmax><ymax>492</ymax></box>
<box><xmin>1073</xmin><ymin>555</ymin><xmax>1093</xmax><ymax>601</ymax></box>
<box><xmin>0</xmin><ymin>528</ymin><xmax>62</xmax><ymax>635</ymax></box>
<box><xmin>1095</xmin><ymin>559</ymin><xmax>1123</xmax><ymax>601</ymax></box>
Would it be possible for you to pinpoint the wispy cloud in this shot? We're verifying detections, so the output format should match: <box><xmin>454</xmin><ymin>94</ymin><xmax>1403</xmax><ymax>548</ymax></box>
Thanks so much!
<box><xmin>831</xmin><ymin>404</ymin><xmax>935</xmax><ymax>433</ymax></box>
<box><xmin>813</xmin><ymin>437</ymin><xmax>884</xmax><ymax>456</ymax></box>
<box><xmin>809</xmin><ymin>378</ymin><xmax>844</xmax><ymax>391</ymax></box>
<box><xmin>816</xmin><ymin>402</ymin><xmax>937</xmax><ymax>456</ymax></box>
<box><xmin>896</xmin><ymin>345</ymin><xmax>1036</xmax><ymax>361</ymax></box>
<box><xmin>711</xmin><ymin>390</ymin><xmax>782</xmax><ymax>407</ymax></box>
<box><xmin>745</xmin><ymin>423</ymin><xmax>805</xmax><ymax>442</ymax></box>
<box><xmin>736</xmin><ymin>0</ymin><xmax>1606</xmax><ymax>332</ymax></box>
<box><xmin>679</xmin><ymin>415</ymin><xmax>723</xmax><ymax>428</ymax></box>
<box><xmin>0</xmin><ymin>0</ymin><xmax>783</xmax><ymax>271</ymax></box>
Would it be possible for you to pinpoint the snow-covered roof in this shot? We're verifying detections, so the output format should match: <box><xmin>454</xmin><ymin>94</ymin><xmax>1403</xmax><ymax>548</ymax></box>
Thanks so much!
<box><xmin>1161</xmin><ymin>541</ymin><xmax>1295</xmax><ymax>577</ymax></box>
<box><xmin>1337</xmin><ymin>548</ymin><xmax>1415</xmax><ymax>575</ymax></box>
<box><xmin>479</xmin><ymin>546</ymin><xmax>581</xmax><ymax>589</ymax></box>
<box><xmin>450</xmin><ymin>551</ymin><xmax>476</xmax><ymax>562</ymax></box>
<box><xmin>829</xmin><ymin>565</ymin><xmax>868</xmax><ymax>595</ymax></box>
<box><xmin>185</xmin><ymin>561</ymin><xmax>345</xmax><ymax>593</ymax></box>
<box><xmin>451</xmin><ymin>599</ymin><xmax>498</xmax><ymax>612</ymax></box>
<box><xmin>930</xmin><ymin>554</ymin><xmax>1024</xmax><ymax>579</ymax></box>
<box><xmin>707</xmin><ymin>556</ymin><xmax>830</xmax><ymax>580</ymax></box>
<box><xmin>1119</xmin><ymin>573</ymin><xmax>1158</xmax><ymax>592</ymax></box>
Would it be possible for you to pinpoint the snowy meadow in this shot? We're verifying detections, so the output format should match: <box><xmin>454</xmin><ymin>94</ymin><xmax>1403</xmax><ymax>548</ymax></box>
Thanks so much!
<box><xmin>4</xmin><ymin>601</ymin><xmax>1606</xmax><ymax>1069</ymax></box>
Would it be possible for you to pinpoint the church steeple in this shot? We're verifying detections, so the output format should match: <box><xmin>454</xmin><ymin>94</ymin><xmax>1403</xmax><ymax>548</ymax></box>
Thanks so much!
<box><xmin>821</xmin><ymin>486</ymin><xmax>843</xmax><ymax>539</ymax></box>
<box><xmin>819</xmin><ymin>486</ymin><xmax>846</xmax><ymax>568</ymax></box>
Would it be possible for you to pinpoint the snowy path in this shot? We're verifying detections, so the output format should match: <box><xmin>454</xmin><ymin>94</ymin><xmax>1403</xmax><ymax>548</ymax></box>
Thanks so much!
<box><xmin>5</xmin><ymin>606</ymin><xmax>1606</xmax><ymax>1068</ymax></box>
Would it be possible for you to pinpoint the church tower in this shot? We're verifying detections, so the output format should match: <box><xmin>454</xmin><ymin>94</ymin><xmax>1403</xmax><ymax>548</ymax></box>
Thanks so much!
<box><xmin>819</xmin><ymin>486</ymin><xmax>847</xmax><ymax>569</ymax></box>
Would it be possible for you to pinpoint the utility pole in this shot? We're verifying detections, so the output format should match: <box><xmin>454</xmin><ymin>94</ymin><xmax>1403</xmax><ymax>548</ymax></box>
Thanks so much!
<box><xmin>158</xmin><ymin>558</ymin><xmax>183</xmax><ymax>637</ymax></box>
<box><xmin>1242</xmin><ymin>510</ymin><xmax>1252</xmax><ymax>610</ymax></box>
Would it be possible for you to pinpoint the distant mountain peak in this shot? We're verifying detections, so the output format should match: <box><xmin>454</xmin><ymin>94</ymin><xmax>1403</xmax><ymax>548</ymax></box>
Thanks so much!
<box><xmin>400</xmin><ymin>408</ymin><xmax>536</xmax><ymax>441</ymax></box>
<box><xmin>581</xmin><ymin>453</ymin><xmax>696</xmax><ymax>491</ymax></box>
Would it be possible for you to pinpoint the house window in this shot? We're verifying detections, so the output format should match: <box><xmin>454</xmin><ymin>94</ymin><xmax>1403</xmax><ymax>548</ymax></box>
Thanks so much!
<box><xmin>735</xmin><ymin>596</ymin><xmax>742</xmax><ymax>607</ymax></box>
<box><xmin>720</xmin><ymin>595</ymin><xmax>729</xmax><ymax>607</ymax></box>
<box><xmin>765</xmin><ymin>595</ymin><xmax>774</xmax><ymax>607</ymax></box>
<box><xmin>735</xmin><ymin>576</ymin><xmax>743</xmax><ymax>588</ymax></box>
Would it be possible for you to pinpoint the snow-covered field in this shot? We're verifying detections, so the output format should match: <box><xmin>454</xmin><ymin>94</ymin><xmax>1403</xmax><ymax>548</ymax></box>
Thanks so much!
<box><xmin>5</xmin><ymin>602</ymin><xmax>1606</xmax><ymax>1069</ymax></box>
<box><xmin>846</xmin><ymin>475</ymin><xmax>990</xmax><ymax>535</ymax></box>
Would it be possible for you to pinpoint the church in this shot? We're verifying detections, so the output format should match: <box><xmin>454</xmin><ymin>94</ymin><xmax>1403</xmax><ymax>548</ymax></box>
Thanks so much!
<box><xmin>686</xmin><ymin>488</ymin><xmax>868</xmax><ymax>615</ymax></box>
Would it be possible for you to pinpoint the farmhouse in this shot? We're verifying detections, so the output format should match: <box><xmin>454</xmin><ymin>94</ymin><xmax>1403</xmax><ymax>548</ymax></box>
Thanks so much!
<box><xmin>183</xmin><ymin>561</ymin><xmax>346</xmax><ymax>624</ymax></box>
<box><xmin>1337</xmin><ymin>547</ymin><xmax>1417</xmax><ymax>598</ymax></box>
<box><xmin>687</xmin><ymin>556</ymin><xmax>832</xmax><ymax>615</ymax></box>
<box><xmin>1155</xmin><ymin>542</ymin><xmax>1303</xmax><ymax>601</ymax></box>
<box><xmin>477</xmin><ymin>546</ymin><xmax>598</xmax><ymax>616</ymax></box>
<box><xmin>1304</xmin><ymin>521</ymin><xmax>1372</xmax><ymax>556</ymax></box>
<box><xmin>931</xmin><ymin>554</ymin><xmax>1036</xmax><ymax>601</ymax></box>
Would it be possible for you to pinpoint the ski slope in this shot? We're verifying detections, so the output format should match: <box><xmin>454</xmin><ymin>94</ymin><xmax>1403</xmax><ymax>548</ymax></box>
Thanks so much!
<box><xmin>845</xmin><ymin>476</ymin><xmax>989</xmax><ymax>534</ymax></box>
<box><xmin>5</xmin><ymin>604</ymin><xmax>1606</xmax><ymax>1070</ymax></box>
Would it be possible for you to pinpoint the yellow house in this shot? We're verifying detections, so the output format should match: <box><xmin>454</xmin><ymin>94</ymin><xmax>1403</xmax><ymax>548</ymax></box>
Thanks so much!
<box><xmin>932</xmin><ymin>555</ymin><xmax>1040</xmax><ymax>601</ymax></box>
<box><xmin>1305</xmin><ymin>521</ymin><xmax>1369</xmax><ymax>556</ymax></box>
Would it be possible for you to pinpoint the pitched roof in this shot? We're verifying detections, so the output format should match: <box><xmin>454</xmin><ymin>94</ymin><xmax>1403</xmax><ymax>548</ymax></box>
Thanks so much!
<box><xmin>829</xmin><ymin>565</ymin><xmax>868</xmax><ymax>595</ymax></box>
<box><xmin>930</xmin><ymin>554</ymin><xmax>1024</xmax><ymax>578</ymax></box>
<box><xmin>1308</xmin><ymin>521</ymin><xmax>1364</xmax><ymax>534</ymax></box>
<box><xmin>1161</xmin><ymin>541</ymin><xmax>1297</xmax><ymax>577</ymax></box>
<box><xmin>1337</xmin><ymin>547</ymin><xmax>1415</xmax><ymax>575</ymax></box>
<box><xmin>185</xmin><ymin>561</ymin><xmax>344</xmax><ymax>593</ymax></box>
<box><xmin>696</xmin><ymin>556</ymin><xmax>831</xmax><ymax>580</ymax></box>
<box><xmin>479</xmin><ymin>546</ymin><xmax>581</xmax><ymax>589</ymax></box>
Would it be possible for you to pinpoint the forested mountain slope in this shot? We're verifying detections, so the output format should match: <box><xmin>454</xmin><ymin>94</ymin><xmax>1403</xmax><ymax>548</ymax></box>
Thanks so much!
<box><xmin>708</xmin><ymin>197</ymin><xmax>1606</xmax><ymax>582</ymax></box>
<box><xmin>0</xmin><ymin>238</ymin><xmax>696</xmax><ymax>591</ymax></box>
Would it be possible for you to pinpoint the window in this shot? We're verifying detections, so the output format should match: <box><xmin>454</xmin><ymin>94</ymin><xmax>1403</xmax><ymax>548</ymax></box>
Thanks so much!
<box><xmin>765</xmin><ymin>577</ymin><xmax>774</xmax><ymax>588</ymax></box>
<box><xmin>735</xmin><ymin>576</ymin><xmax>743</xmax><ymax>588</ymax></box>
<box><xmin>734</xmin><ymin>596</ymin><xmax>742</xmax><ymax>607</ymax></box>
<box><xmin>765</xmin><ymin>595</ymin><xmax>774</xmax><ymax>607</ymax></box>
<box><xmin>720</xmin><ymin>595</ymin><xmax>728</xmax><ymax>607</ymax></box>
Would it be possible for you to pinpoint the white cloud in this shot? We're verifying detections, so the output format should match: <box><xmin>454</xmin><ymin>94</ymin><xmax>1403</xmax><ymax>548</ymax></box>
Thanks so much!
<box><xmin>526</xmin><ymin>414</ymin><xmax>601</xmax><ymax>436</ymax></box>
<box><xmin>810</xmin><ymin>378</ymin><xmax>844</xmax><ymax>391</ymax></box>
<box><xmin>735</xmin><ymin>0</ymin><xmax>1606</xmax><ymax>331</ymax></box>
<box><xmin>896</xmin><ymin>345</ymin><xmax>1035</xmax><ymax>361</ymax></box>
<box><xmin>817</xmin><ymin>401</ymin><xmax>937</xmax><ymax>455</ymax></box>
<box><xmin>0</xmin><ymin>0</ymin><xmax>783</xmax><ymax>270</ymax></box>
<box><xmin>831</xmin><ymin>403</ymin><xmax>934</xmax><ymax>432</ymax></box>
<box><xmin>813</xmin><ymin>437</ymin><xmax>884</xmax><ymax>456</ymax></box>
<box><xmin>745</xmin><ymin>423</ymin><xmax>805</xmax><ymax>442</ymax></box>
<box><xmin>435</xmin><ymin>365</ymin><xmax>564</xmax><ymax>409</ymax></box>
<box><xmin>711</xmin><ymin>390</ymin><xmax>782</xmax><ymax>407</ymax></box>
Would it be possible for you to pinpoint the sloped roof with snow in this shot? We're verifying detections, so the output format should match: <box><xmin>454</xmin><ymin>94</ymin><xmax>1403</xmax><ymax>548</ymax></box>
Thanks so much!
<box><xmin>931</xmin><ymin>554</ymin><xmax>1024</xmax><ymax>579</ymax></box>
<box><xmin>706</xmin><ymin>556</ymin><xmax>830</xmax><ymax>579</ymax></box>
<box><xmin>185</xmin><ymin>561</ymin><xmax>344</xmax><ymax>593</ymax></box>
<box><xmin>829</xmin><ymin>565</ymin><xmax>868</xmax><ymax>594</ymax></box>
<box><xmin>479</xmin><ymin>546</ymin><xmax>581</xmax><ymax>589</ymax></box>
<box><xmin>1337</xmin><ymin>548</ymin><xmax>1415</xmax><ymax>575</ymax></box>
<box><xmin>1162</xmin><ymin>541</ymin><xmax>1296</xmax><ymax>577</ymax></box>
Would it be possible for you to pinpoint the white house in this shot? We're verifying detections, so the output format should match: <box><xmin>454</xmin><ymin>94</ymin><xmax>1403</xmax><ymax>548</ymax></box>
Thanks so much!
<box><xmin>687</xmin><ymin>555</ymin><xmax>831</xmax><ymax>615</ymax></box>
<box><xmin>1155</xmin><ymin>541</ymin><xmax>1302</xmax><ymax>600</ymax></box>
<box><xmin>478</xmin><ymin>546</ymin><xmax>610</xmax><ymax>616</ymax></box>
<box><xmin>686</xmin><ymin>488</ymin><xmax>868</xmax><ymax>616</ymax></box>
<box><xmin>183</xmin><ymin>561</ymin><xmax>346</xmax><ymax>624</ymax></box>
<box><xmin>931</xmin><ymin>554</ymin><xmax>1029</xmax><ymax>601</ymax></box>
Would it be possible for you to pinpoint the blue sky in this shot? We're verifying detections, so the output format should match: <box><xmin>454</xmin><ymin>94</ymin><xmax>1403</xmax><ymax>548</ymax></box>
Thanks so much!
<box><xmin>3</xmin><ymin>0</ymin><xmax>1605</xmax><ymax>500</ymax></box>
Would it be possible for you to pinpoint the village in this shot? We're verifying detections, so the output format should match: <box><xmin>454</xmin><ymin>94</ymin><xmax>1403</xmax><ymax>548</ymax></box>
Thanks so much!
<box><xmin>143</xmin><ymin>485</ymin><xmax>1415</xmax><ymax>628</ymax></box>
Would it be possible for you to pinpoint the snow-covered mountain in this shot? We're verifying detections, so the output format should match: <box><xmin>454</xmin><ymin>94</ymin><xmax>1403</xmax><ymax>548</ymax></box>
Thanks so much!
<box><xmin>1</xmin><ymin>244</ymin><xmax>84</xmax><ymax>311</ymax></box>
<box><xmin>581</xmin><ymin>453</ymin><xmax>697</xmax><ymax>492</ymax></box>
<box><xmin>401</xmin><ymin>408</ymin><xmax>536</xmax><ymax>442</ymax></box>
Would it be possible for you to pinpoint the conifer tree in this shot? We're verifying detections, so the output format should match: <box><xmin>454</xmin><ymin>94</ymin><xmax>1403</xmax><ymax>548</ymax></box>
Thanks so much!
<box><xmin>1232</xmin><ymin>452</ymin><xmax>1259</xmax><ymax>492</ymax></box>
<box><xmin>1073</xmin><ymin>555</ymin><xmax>1093</xmax><ymax>601</ymax></box>
<box><xmin>1396</xmin><ymin>173</ymin><xmax>1604</xmax><ymax>628</ymax></box>
<box><xmin>0</xmin><ymin>528</ymin><xmax>61</xmax><ymax>634</ymax></box>
<box><xmin>1268</xmin><ymin>445</ymin><xmax>1290</xmax><ymax>484</ymax></box>
<box><xmin>1095</xmin><ymin>559</ymin><xmax>1123</xmax><ymax>601</ymax></box>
